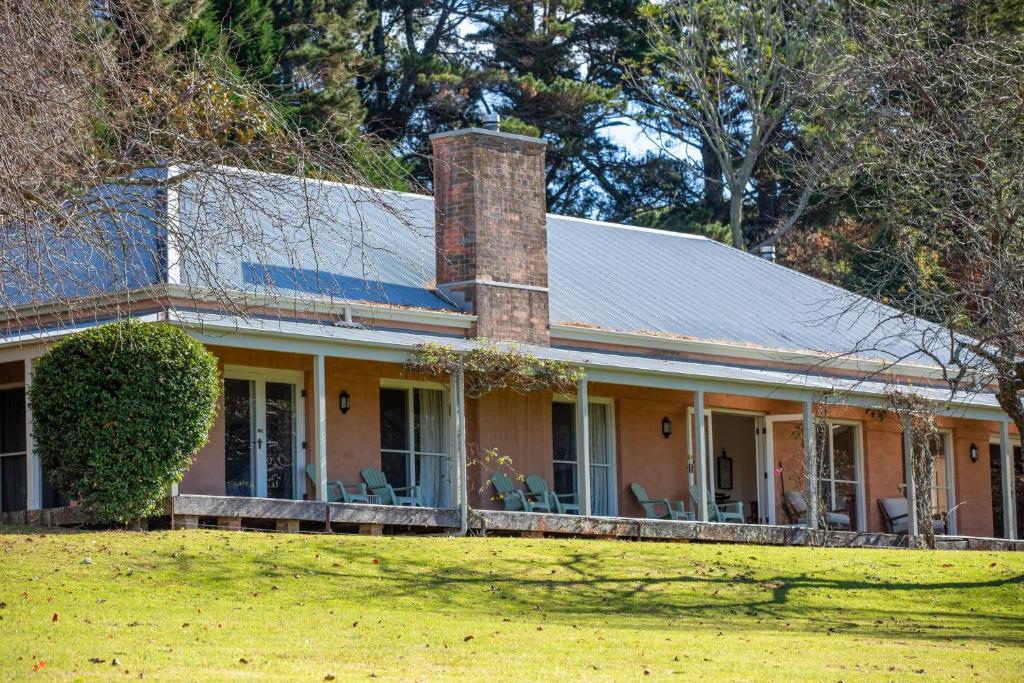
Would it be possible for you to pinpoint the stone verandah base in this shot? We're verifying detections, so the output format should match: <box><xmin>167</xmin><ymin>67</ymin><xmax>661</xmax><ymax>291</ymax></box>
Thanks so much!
<box><xmin>2</xmin><ymin>496</ymin><xmax>1021</xmax><ymax>552</ymax></box>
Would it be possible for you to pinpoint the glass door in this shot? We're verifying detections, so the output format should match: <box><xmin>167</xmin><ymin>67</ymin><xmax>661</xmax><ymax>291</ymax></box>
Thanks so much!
<box><xmin>588</xmin><ymin>402</ymin><xmax>616</xmax><ymax>516</ymax></box>
<box><xmin>821</xmin><ymin>424</ymin><xmax>862</xmax><ymax>530</ymax></box>
<box><xmin>379</xmin><ymin>385</ymin><xmax>451</xmax><ymax>507</ymax></box>
<box><xmin>224</xmin><ymin>378</ymin><xmax>257</xmax><ymax>496</ymax></box>
<box><xmin>551</xmin><ymin>402</ymin><xmax>578</xmax><ymax>501</ymax></box>
<box><xmin>264</xmin><ymin>382</ymin><xmax>297</xmax><ymax>500</ymax></box>
<box><xmin>0</xmin><ymin>386</ymin><xmax>27</xmax><ymax>513</ymax></box>
<box><xmin>223</xmin><ymin>370</ymin><xmax>303</xmax><ymax>500</ymax></box>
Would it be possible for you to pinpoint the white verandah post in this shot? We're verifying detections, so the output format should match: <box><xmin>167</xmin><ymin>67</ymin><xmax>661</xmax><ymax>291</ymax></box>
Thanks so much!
<box><xmin>450</xmin><ymin>363</ymin><xmax>468</xmax><ymax>532</ymax></box>
<box><xmin>25</xmin><ymin>356</ymin><xmax>41</xmax><ymax>510</ymax></box>
<box><xmin>576</xmin><ymin>377</ymin><xmax>591</xmax><ymax>516</ymax></box>
<box><xmin>803</xmin><ymin>399</ymin><xmax>818</xmax><ymax>531</ymax></box>
<box><xmin>313</xmin><ymin>353</ymin><xmax>328</xmax><ymax>502</ymax></box>
<box><xmin>1000</xmin><ymin>420</ymin><xmax>1017</xmax><ymax>540</ymax></box>
<box><xmin>694</xmin><ymin>390</ymin><xmax>708</xmax><ymax>522</ymax></box>
<box><xmin>902</xmin><ymin>428</ymin><xmax>918</xmax><ymax>541</ymax></box>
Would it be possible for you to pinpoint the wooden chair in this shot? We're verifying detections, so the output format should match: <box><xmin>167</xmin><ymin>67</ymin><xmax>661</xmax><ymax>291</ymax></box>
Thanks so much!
<box><xmin>525</xmin><ymin>475</ymin><xmax>581</xmax><ymax>515</ymax></box>
<box><xmin>305</xmin><ymin>464</ymin><xmax>370</xmax><ymax>504</ymax></box>
<box><xmin>630</xmin><ymin>483</ymin><xmax>692</xmax><ymax>521</ymax></box>
<box><xmin>360</xmin><ymin>467</ymin><xmax>424</xmax><ymax>507</ymax></box>
<box><xmin>490</xmin><ymin>472</ymin><xmax>551</xmax><ymax>512</ymax></box>
<box><xmin>690</xmin><ymin>485</ymin><xmax>744</xmax><ymax>523</ymax></box>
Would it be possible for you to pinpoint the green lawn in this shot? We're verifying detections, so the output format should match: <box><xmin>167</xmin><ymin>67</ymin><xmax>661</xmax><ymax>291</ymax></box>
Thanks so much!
<box><xmin>0</xmin><ymin>530</ymin><xmax>1021</xmax><ymax>681</ymax></box>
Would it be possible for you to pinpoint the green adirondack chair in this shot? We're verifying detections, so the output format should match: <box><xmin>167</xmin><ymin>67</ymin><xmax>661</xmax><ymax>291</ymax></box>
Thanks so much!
<box><xmin>361</xmin><ymin>467</ymin><xmax>424</xmax><ymax>507</ymax></box>
<box><xmin>490</xmin><ymin>472</ymin><xmax>551</xmax><ymax>513</ymax></box>
<box><xmin>689</xmin><ymin>485</ymin><xmax>744</xmax><ymax>523</ymax></box>
<box><xmin>305</xmin><ymin>464</ymin><xmax>370</xmax><ymax>504</ymax></box>
<box><xmin>630</xmin><ymin>483</ymin><xmax>692</xmax><ymax>521</ymax></box>
<box><xmin>525</xmin><ymin>474</ymin><xmax>581</xmax><ymax>515</ymax></box>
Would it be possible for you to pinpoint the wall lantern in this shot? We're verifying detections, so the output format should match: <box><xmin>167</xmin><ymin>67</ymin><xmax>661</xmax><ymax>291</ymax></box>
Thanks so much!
<box><xmin>970</xmin><ymin>443</ymin><xmax>979</xmax><ymax>463</ymax></box>
<box><xmin>662</xmin><ymin>417</ymin><xmax>672</xmax><ymax>438</ymax></box>
<box><xmin>339</xmin><ymin>390</ymin><xmax>351</xmax><ymax>414</ymax></box>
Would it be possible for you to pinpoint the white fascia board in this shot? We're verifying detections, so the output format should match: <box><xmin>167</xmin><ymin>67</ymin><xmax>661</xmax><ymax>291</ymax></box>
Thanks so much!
<box><xmin>0</xmin><ymin>312</ymin><xmax>167</xmax><ymax>359</ymax></box>
<box><xmin>551</xmin><ymin>324</ymin><xmax>955</xmax><ymax>383</ymax></box>
<box><xmin>583</xmin><ymin>364</ymin><xmax>1004</xmax><ymax>421</ymax></box>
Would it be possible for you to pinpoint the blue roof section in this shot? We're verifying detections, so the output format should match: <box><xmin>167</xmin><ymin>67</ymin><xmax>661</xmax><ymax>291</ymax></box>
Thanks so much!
<box><xmin>174</xmin><ymin>173</ymin><xmax>455</xmax><ymax>311</ymax></box>
<box><xmin>171</xmin><ymin>175</ymin><xmax>938</xmax><ymax>363</ymax></box>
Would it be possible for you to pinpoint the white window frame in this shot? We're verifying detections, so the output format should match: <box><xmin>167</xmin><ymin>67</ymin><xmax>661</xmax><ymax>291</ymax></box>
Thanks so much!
<box><xmin>223</xmin><ymin>365</ymin><xmax>305</xmax><ymax>500</ymax></box>
<box><xmin>553</xmin><ymin>395</ymin><xmax>618</xmax><ymax>516</ymax></box>
<box><xmin>379</xmin><ymin>379</ymin><xmax>451</xmax><ymax>501</ymax></box>
<box><xmin>929</xmin><ymin>429</ymin><xmax>956</xmax><ymax>535</ymax></box>
<box><xmin>819</xmin><ymin>421</ymin><xmax>866</xmax><ymax>530</ymax></box>
<box><xmin>764</xmin><ymin>415</ymin><xmax>866</xmax><ymax>530</ymax></box>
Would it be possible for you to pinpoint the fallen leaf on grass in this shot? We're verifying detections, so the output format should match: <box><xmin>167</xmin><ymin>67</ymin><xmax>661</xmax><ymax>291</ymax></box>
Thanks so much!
<box><xmin>463</xmin><ymin>635</ymin><xmax>474</xmax><ymax>642</ymax></box>
<box><xmin>52</xmin><ymin>613</ymin><xmax>59</xmax><ymax>622</ymax></box>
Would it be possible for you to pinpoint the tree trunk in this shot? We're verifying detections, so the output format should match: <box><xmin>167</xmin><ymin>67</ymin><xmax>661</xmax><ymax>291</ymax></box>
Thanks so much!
<box><xmin>729</xmin><ymin>187</ymin><xmax>745</xmax><ymax>250</ymax></box>
<box><xmin>701</xmin><ymin>140</ymin><xmax>726</xmax><ymax>222</ymax></box>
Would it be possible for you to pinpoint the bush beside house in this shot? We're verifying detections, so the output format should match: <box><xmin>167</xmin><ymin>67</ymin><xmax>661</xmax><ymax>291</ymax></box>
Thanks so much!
<box><xmin>29</xmin><ymin>321</ymin><xmax>219</xmax><ymax>523</ymax></box>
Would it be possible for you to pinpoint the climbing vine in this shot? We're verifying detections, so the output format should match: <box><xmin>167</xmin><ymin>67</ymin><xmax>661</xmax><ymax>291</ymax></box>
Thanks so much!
<box><xmin>404</xmin><ymin>341</ymin><xmax>584</xmax><ymax>398</ymax></box>
<box><xmin>871</xmin><ymin>388</ymin><xmax>943</xmax><ymax>547</ymax></box>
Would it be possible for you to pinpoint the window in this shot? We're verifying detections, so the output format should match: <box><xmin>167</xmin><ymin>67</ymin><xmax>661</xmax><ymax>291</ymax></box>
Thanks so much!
<box><xmin>808</xmin><ymin>421</ymin><xmax>864</xmax><ymax>530</ymax></box>
<box><xmin>928</xmin><ymin>433</ymin><xmax>954</xmax><ymax>532</ymax></box>
<box><xmin>904</xmin><ymin>431</ymin><xmax>955</xmax><ymax>534</ymax></box>
<box><xmin>551</xmin><ymin>400</ymin><xmax>616</xmax><ymax>516</ymax></box>
<box><xmin>551</xmin><ymin>402</ymin><xmax>577</xmax><ymax>499</ymax></box>
<box><xmin>0</xmin><ymin>387</ymin><xmax>27</xmax><ymax>512</ymax></box>
<box><xmin>820</xmin><ymin>424</ymin><xmax>859</xmax><ymax>517</ymax></box>
<box><xmin>379</xmin><ymin>386</ymin><xmax>450</xmax><ymax>507</ymax></box>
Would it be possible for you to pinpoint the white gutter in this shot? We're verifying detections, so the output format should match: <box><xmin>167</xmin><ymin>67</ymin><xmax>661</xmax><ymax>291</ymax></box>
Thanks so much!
<box><xmin>551</xmin><ymin>323</ymin><xmax>964</xmax><ymax>384</ymax></box>
<box><xmin>0</xmin><ymin>285</ymin><xmax>476</xmax><ymax>331</ymax></box>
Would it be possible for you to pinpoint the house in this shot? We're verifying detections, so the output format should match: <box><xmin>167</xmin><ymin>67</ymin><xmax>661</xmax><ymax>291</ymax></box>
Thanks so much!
<box><xmin>0</xmin><ymin>124</ymin><xmax>1020</xmax><ymax>544</ymax></box>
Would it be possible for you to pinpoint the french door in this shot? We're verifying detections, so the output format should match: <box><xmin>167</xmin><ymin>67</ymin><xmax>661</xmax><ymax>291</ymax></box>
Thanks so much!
<box><xmin>687</xmin><ymin>410</ymin><xmax>769</xmax><ymax>523</ymax></box>
<box><xmin>223</xmin><ymin>368</ymin><xmax>304</xmax><ymax>500</ymax></box>
<box><xmin>764</xmin><ymin>416</ymin><xmax>866</xmax><ymax>530</ymax></box>
<box><xmin>0</xmin><ymin>386</ymin><xmax>27</xmax><ymax>513</ymax></box>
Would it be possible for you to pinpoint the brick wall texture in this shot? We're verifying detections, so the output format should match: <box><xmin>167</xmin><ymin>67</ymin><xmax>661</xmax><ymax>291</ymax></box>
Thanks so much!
<box><xmin>431</xmin><ymin>130</ymin><xmax>550</xmax><ymax>345</ymax></box>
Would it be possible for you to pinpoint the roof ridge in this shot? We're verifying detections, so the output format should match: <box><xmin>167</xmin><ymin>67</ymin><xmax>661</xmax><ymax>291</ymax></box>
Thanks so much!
<box><xmin>545</xmin><ymin>213</ymin><xmax>709</xmax><ymax>240</ymax></box>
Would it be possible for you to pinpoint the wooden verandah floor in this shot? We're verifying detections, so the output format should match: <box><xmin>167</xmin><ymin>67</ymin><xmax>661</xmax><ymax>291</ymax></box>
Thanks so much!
<box><xmin>3</xmin><ymin>494</ymin><xmax>1021</xmax><ymax>551</ymax></box>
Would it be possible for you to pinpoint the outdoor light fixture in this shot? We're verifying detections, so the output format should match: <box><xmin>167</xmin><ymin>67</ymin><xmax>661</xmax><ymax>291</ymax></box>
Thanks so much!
<box><xmin>662</xmin><ymin>417</ymin><xmax>672</xmax><ymax>438</ymax></box>
<box><xmin>970</xmin><ymin>443</ymin><xmax>979</xmax><ymax>463</ymax></box>
<box><xmin>339</xmin><ymin>390</ymin><xmax>351</xmax><ymax>414</ymax></box>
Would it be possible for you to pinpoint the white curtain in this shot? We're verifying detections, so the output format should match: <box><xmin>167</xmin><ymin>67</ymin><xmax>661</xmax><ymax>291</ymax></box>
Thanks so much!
<box><xmin>589</xmin><ymin>403</ymin><xmax>611</xmax><ymax>516</ymax></box>
<box><xmin>416</xmin><ymin>389</ymin><xmax>450</xmax><ymax>507</ymax></box>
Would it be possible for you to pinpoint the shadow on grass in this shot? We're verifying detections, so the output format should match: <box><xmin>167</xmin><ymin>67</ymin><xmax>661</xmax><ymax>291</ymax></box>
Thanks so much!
<box><xmin>135</xmin><ymin>534</ymin><xmax>1024</xmax><ymax>647</ymax></box>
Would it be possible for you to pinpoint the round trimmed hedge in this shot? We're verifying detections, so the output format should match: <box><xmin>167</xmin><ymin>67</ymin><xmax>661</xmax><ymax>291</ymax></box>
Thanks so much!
<box><xmin>30</xmin><ymin>321</ymin><xmax>219</xmax><ymax>523</ymax></box>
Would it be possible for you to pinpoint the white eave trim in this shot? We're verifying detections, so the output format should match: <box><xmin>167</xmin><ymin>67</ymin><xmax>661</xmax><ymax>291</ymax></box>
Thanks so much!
<box><xmin>551</xmin><ymin>323</ymin><xmax>955</xmax><ymax>383</ymax></box>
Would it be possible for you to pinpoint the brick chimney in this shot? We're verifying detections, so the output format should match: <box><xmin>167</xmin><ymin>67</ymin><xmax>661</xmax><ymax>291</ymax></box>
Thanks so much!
<box><xmin>431</xmin><ymin>127</ymin><xmax>550</xmax><ymax>345</ymax></box>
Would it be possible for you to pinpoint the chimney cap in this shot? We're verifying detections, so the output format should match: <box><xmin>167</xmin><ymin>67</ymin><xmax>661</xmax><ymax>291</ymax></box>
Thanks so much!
<box><xmin>481</xmin><ymin>112</ymin><xmax>501</xmax><ymax>131</ymax></box>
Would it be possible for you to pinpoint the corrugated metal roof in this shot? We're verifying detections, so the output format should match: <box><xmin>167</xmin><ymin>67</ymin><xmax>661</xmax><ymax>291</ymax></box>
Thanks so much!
<box><xmin>172</xmin><ymin>174</ymin><xmax>940</xmax><ymax>364</ymax></box>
